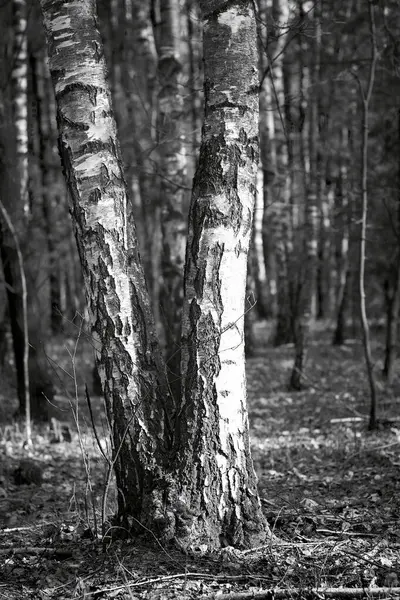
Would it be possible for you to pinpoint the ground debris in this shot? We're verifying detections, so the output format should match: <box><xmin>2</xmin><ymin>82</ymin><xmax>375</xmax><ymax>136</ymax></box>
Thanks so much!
<box><xmin>0</xmin><ymin>331</ymin><xmax>400</xmax><ymax>599</ymax></box>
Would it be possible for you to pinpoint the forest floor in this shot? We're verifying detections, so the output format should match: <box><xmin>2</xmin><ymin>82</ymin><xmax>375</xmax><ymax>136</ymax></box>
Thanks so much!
<box><xmin>1</xmin><ymin>322</ymin><xmax>400</xmax><ymax>599</ymax></box>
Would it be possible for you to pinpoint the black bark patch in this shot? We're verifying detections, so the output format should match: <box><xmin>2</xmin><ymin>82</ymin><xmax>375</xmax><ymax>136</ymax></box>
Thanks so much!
<box><xmin>198</xmin><ymin>312</ymin><xmax>221</xmax><ymax>380</ymax></box>
<box><xmin>74</xmin><ymin>139</ymin><xmax>114</xmax><ymax>161</ymax></box>
<box><xmin>227</xmin><ymin>189</ymin><xmax>243</xmax><ymax>236</ymax></box>
<box><xmin>202</xmin><ymin>0</ymin><xmax>250</xmax><ymax>26</ymax></box>
<box><xmin>207</xmin><ymin>100</ymin><xmax>250</xmax><ymax>117</ymax></box>
<box><xmin>193</xmin><ymin>135</ymin><xmax>224</xmax><ymax>197</ymax></box>
<box><xmin>113</xmin><ymin>337</ymin><xmax>133</xmax><ymax>375</ymax></box>
<box><xmin>115</xmin><ymin>315</ymin><xmax>123</xmax><ymax>336</ymax></box>
<box><xmin>210</xmin><ymin>243</ymin><xmax>224</xmax><ymax>317</ymax></box>
<box><xmin>193</xmin><ymin>258</ymin><xmax>206</xmax><ymax>299</ymax></box>
<box><xmin>50</xmin><ymin>68</ymin><xmax>66</xmax><ymax>84</ymax></box>
<box><xmin>58</xmin><ymin>111</ymin><xmax>89</xmax><ymax>131</ymax></box>
<box><xmin>193</xmin><ymin>135</ymin><xmax>249</xmax><ymax>237</ymax></box>
<box><xmin>56</xmin><ymin>82</ymin><xmax>104</xmax><ymax>103</ymax></box>
<box><xmin>100</xmin><ymin>162</ymin><xmax>110</xmax><ymax>187</ymax></box>
<box><xmin>58</xmin><ymin>140</ymin><xmax>87</xmax><ymax>226</ymax></box>
<box><xmin>184</xmin><ymin>299</ymin><xmax>201</xmax><ymax>402</ymax></box>
<box><xmin>243</xmin><ymin>206</ymin><xmax>252</xmax><ymax>237</ymax></box>
<box><xmin>93</xmin><ymin>41</ymin><xmax>103</xmax><ymax>63</ymax></box>
<box><xmin>123</xmin><ymin>320</ymin><xmax>132</xmax><ymax>337</ymax></box>
<box><xmin>89</xmin><ymin>188</ymin><xmax>101</xmax><ymax>204</ymax></box>
<box><xmin>129</xmin><ymin>281</ymin><xmax>148</xmax><ymax>351</ymax></box>
<box><xmin>190</xmin><ymin>197</ymin><xmax>210</xmax><ymax>263</ymax></box>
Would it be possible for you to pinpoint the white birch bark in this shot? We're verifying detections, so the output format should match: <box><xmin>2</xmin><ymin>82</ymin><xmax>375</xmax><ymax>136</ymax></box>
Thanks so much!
<box><xmin>40</xmin><ymin>0</ymin><xmax>173</xmax><ymax>525</ymax></box>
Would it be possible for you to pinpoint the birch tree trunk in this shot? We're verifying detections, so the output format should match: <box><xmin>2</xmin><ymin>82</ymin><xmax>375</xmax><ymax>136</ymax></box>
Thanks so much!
<box><xmin>0</xmin><ymin>2</ymin><xmax>19</xmax><ymax>380</ymax></box>
<box><xmin>40</xmin><ymin>0</ymin><xmax>174</xmax><ymax>526</ymax></box>
<box><xmin>41</xmin><ymin>0</ymin><xmax>267</xmax><ymax>551</ymax></box>
<box><xmin>177</xmin><ymin>0</ymin><xmax>268</xmax><ymax>550</ymax></box>
<box><xmin>357</xmin><ymin>0</ymin><xmax>377</xmax><ymax>430</ymax></box>
<box><xmin>333</xmin><ymin>128</ymin><xmax>350</xmax><ymax>346</ymax></box>
<box><xmin>1</xmin><ymin>0</ymin><xmax>33</xmax><ymax>420</ymax></box>
<box><xmin>289</xmin><ymin>0</ymin><xmax>320</xmax><ymax>390</ymax></box>
<box><xmin>186</xmin><ymin>0</ymin><xmax>203</xmax><ymax>160</ymax></box>
<box><xmin>123</xmin><ymin>0</ymin><xmax>160</xmax><ymax>295</ymax></box>
<box><xmin>270</xmin><ymin>0</ymin><xmax>294</xmax><ymax>346</ymax></box>
<box><xmin>13</xmin><ymin>0</ymin><xmax>29</xmax><ymax>217</ymax></box>
<box><xmin>32</xmin><ymin>49</ymin><xmax>63</xmax><ymax>333</ymax></box>
<box><xmin>258</xmin><ymin>0</ymin><xmax>277</xmax><ymax>320</ymax></box>
<box><xmin>157</xmin><ymin>0</ymin><xmax>188</xmax><ymax>398</ymax></box>
<box><xmin>117</xmin><ymin>0</ymin><xmax>160</xmax><ymax>316</ymax></box>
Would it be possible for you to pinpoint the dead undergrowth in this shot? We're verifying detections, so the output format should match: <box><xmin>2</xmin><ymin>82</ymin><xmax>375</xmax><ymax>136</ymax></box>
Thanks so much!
<box><xmin>0</xmin><ymin>324</ymin><xmax>400</xmax><ymax>599</ymax></box>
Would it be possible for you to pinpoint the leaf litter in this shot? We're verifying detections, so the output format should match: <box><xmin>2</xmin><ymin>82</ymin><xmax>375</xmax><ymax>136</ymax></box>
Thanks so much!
<box><xmin>0</xmin><ymin>327</ymin><xmax>400</xmax><ymax>599</ymax></box>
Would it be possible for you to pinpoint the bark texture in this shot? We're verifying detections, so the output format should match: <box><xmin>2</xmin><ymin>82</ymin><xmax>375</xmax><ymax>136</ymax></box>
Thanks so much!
<box><xmin>177</xmin><ymin>0</ymin><xmax>268</xmax><ymax>550</ymax></box>
<box><xmin>40</xmin><ymin>0</ymin><xmax>173</xmax><ymax>524</ymax></box>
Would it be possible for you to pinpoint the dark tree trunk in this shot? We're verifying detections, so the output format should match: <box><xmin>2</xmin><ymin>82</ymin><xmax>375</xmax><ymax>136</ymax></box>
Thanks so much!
<box><xmin>31</xmin><ymin>50</ymin><xmax>63</xmax><ymax>334</ymax></box>
<box><xmin>333</xmin><ymin>268</ymin><xmax>350</xmax><ymax>346</ymax></box>
<box><xmin>383</xmin><ymin>109</ymin><xmax>400</xmax><ymax>383</ymax></box>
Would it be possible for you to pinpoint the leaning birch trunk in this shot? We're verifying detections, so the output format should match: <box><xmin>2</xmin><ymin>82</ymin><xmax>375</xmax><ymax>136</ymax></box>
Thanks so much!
<box><xmin>40</xmin><ymin>0</ymin><xmax>174</xmax><ymax>527</ymax></box>
<box><xmin>177</xmin><ymin>0</ymin><xmax>268</xmax><ymax>550</ymax></box>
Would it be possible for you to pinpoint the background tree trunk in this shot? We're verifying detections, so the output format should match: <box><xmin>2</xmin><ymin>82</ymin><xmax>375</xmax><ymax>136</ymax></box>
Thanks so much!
<box><xmin>383</xmin><ymin>109</ymin><xmax>400</xmax><ymax>383</ymax></box>
<box><xmin>358</xmin><ymin>0</ymin><xmax>377</xmax><ymax>430</ymax></box>
<box><xmin>289</xmin><ymin>1</ymin><xmax>320</xmax><ymax>390</ymax></box>
<box><xmin>157</xmin><ymin>0</ymin><xmax>188</xmax><ymax>399</ymax></box>
<box><xmin>0</xmin><ymin>0</ymin><xmax>55</xmax><ymax>421</ymax></box>
<box><xmin>333</xmin><ymin>128</ymin><xmax>351</xmax><ymax>346</ymax></box>
<box><xmin>270</xmin><ymin>0</ymin><xmax>294</xmax><ymax>346</ymax></box>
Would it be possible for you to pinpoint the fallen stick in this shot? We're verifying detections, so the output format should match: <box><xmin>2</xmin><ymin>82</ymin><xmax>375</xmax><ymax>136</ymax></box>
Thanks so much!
<box><xmin>330</xmin><ymin>418</ymin><xmax>365</xmax><ymax>423</ymax></box>
<box><xmin>76</xmin><ymin>574</ymin><xmax>400</xmax><ymax>600</ymax></box>
<box><xmin>199</xmin><ymin>588</ymin><xmax>400</xmax><ymax>600</ymax></box>
<box><xmin>0</xmin><ymin>527</ymin><xmax>35</xmax><ymax>533</ymax></box>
